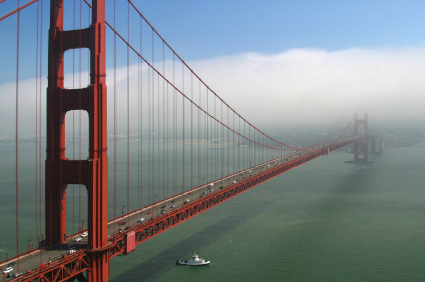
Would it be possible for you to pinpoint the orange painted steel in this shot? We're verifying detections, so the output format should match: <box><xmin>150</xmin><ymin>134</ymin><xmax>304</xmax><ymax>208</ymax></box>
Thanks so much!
<box><xmin>12</xmin><ymin>252</ymin><xmax>90</xmax><ymax>282</ymax></box>
<box><xmin>45</xmin><ymin>0</ymin><xmax>108</xmax><ymax>281</ymax></box>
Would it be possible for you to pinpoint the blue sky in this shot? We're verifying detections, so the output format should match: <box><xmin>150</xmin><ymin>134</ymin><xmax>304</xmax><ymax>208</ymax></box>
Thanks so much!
<box><xmin>1</xmin><ymin>0</ymin><xmax>425</xmax><ymax>131</ymax></box>
<box><xmin>129</xmin><ymin>0</ymin><xmax>425</xmax><ymax>60</ymax></box>
<box><xmin>2</xmin><ymin>0</ymin><xmax>425</xmax><ymax>66</ymax></box>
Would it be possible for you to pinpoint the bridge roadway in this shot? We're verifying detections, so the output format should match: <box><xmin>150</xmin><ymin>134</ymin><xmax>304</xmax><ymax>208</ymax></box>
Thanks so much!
<box><xmin>0</xmin><ymin>136</ymin><xmax>366</xmax><ymax>281</ymax></box>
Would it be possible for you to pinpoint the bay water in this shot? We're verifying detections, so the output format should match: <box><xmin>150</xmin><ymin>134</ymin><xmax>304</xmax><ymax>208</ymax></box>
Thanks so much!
<box><xmin>1</xmin><ymin>144</ymin><xmax>424</xmax><ymax>281</ymax></box>
<box><xmin>108</xmin><ymin>144</ymin><xmax>425</xmax><ymax>281</ymax></box>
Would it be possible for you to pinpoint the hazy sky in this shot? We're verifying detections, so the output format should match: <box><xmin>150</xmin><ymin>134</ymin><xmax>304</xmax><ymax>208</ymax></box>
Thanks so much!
<box><xmin>1</xmin><ymin>0</ymin><xmax>425</xmax><ymax>134</ymax></box>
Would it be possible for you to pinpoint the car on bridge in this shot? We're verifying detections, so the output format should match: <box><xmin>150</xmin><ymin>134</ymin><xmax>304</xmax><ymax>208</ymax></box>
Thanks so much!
<box><xmin>7</xmin><ymin>262</ymin><xmax>16</xmax><ymax>267</ymax></box>
<box><xmin>11</xmin><ymin>272</ymin><xmax>23</xmax><ymax>278</ymax></box>
<box><xmin>118</xmin><ymin>221</ymin><xmax>126</xmax><ymax>225</ymax></box>
<box><xmin>81</xmin><ymin>231</ymin><xmax>88</xmax><ymax>237</ymax></box>
<box><xmin>3</xmin><ymin>267</ymin><xmax>13</xmax><ymax>274</ymax></box>
<box><xmin>137</xmin><ymin>218</ymin><xmax>145</xmax><ymax>222</ymax></box>
<box><xmin>74</xmin><ymin>237</ymin><xmax>82</xmax><ymax>242</ymax></box>
<box><xmin>147</xmin><ymin>211</ymin><xmax>152</xmax><ymax>215</ymax></box>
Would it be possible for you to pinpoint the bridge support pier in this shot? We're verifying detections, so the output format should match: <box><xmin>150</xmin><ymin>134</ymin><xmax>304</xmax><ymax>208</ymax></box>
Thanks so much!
<box><xmin>46</xmin><ymin>1</ymin><xmax>109</xmax><ymax>281</ymax></box>
<box><xmin>353</xmin><ymin>112</ymin><xmax>369</xmax><ymax>163</ymax></box>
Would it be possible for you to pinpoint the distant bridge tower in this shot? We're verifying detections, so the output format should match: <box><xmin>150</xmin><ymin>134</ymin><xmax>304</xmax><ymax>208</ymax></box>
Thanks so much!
<box><xmin>46</xmin><ymin>0</ymin><xmax>109</xmax><ymax>281</ymax></box>
<box><xmin>353</xmin><ymin>112</ymin><xmax>369</xmax><ymax>163</ymax></box>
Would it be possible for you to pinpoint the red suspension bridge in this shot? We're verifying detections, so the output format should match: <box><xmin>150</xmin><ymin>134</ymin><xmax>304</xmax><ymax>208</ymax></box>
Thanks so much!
<box><xmin>0</xmin><ymin>1</ymin><xmax>379</xmax><ymax>281</ymax></box>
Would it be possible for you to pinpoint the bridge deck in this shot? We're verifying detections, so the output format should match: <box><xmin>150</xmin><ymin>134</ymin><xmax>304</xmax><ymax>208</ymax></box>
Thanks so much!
<box><xmin>0</xmin><ymin>136</ymin><xmax>368</xmax><ymax>281</ymax></box>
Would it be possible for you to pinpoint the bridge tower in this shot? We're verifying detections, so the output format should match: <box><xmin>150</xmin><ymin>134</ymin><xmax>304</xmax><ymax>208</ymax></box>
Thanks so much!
<box><xmin>353</xmin><ymin>112</ymin><xmax>369</xmax><ymax>163</ymax></box>
<box><xmin>46</xmin><ymin>1</ymin><xmax>109</xmax><ymax>281</ymax></box>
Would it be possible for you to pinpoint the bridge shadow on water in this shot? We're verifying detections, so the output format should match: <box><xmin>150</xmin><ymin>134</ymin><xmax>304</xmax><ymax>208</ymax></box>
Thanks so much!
<box><xmin>111</xmin><ymin>159</ymin><xmax>378</xmax><ymax>281</ymax></box>
<box><xmin>111</xmin><ymin>198</ymin><xmax>268</xmax><ymax>282</ymax></box>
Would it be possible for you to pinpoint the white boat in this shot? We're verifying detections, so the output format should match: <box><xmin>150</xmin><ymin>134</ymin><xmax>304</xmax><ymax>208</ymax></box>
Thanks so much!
<box><xmin>176</xmin><ymin>252</ymin><xmax>210</xmax><ymax>266</ymax></box>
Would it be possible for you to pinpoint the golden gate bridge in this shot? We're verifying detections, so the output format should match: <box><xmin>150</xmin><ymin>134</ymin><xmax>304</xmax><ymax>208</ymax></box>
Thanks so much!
<box><xmin>0</xmin><ymin>1</ymin><xmax>378</xmax><ymax>281</ymax></box>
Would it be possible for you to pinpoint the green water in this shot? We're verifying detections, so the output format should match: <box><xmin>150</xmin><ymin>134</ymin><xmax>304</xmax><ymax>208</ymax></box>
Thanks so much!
<box><xmin>1</xmin><ymin>144</ymin><xmax>424</xmax><ymax>281</ymax></box>
<box><xmin>108</xmin><ymin>145</ymin><xmax>425</xmax><ymax>281</ymax></box>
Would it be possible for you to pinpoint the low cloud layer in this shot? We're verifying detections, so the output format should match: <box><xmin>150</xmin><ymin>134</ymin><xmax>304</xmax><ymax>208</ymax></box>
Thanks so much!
<box><xmin>189</xmin><ymin>47</ymin><xmax>425</xmax><ymax>127</ymax></box>
<box><xmin>1</xmin><ymin>46</ymin><xmax>424</xmax><ymax>135</ymax></box>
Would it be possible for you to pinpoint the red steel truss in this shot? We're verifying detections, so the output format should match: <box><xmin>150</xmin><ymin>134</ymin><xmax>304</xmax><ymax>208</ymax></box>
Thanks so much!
<box><xmin>107</xmin><ymin>136</ymin><xmax>368</xmax><ymax>258</ymax></box>
<box><xmin>13</xmin><ymin>252</ymin><xmax>90</xmax><ymax>282</ymax></box>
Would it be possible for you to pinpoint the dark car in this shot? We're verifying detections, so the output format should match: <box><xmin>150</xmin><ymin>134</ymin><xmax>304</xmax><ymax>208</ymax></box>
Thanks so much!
<box><xmin>8</xmin><ymin>262</ymin><xmax>16</xmax><ymax>267</ymax></box>
<box><xmin>161</xmin><ymin>205</ymin><xmax>166</xmax><ymax>209</ymax></box>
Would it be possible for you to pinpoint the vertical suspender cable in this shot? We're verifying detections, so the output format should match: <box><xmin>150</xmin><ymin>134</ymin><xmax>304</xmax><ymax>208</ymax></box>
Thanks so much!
<box><xmin>137</xmin><ymin>37</ymin><xmax>141</xmax><ymax>209</ymax></box>
<box><xmin>152</xmin><ymin>30</ymin><xmax>155</xmax><ymax>203</ymax></box>
<box><xmin>113</xmin><ymin>0</ymin><xmax>117</xmax><ymax>231</ymax></box>
<box><xmin>190</xmin><ymin>73</ymin><xmax>193</xmax><ymax>190</ymax></box>
<box><xmin>72</xmin><ymin>0</ymin><xmax>75</xmax><ymax>235</ymax></box>
<box><xmin>59</xmin><ymin>2</ymin><xmax>64</xmax><ymax>254</ymax></box>
<box><xmin>214</xmin><ymin>94</ymin><xmax>217</xmax><ymax>180</ymax></box>
<box><xmin>205</xmin><ymin>88</ymin><xmax>209</xmax><ymax>183</ymax></box>
<box><xmin>172</xmin><ymin>54</ymin><xmax>175</xmax><ymax>195</ymax></box>
<box><xmin>148</xmin><ymin>66</ymin><xmax>151</xmax><ymax>203</ymax></box>
<box><xmin>127</xmin><ymin>0</ymin><xmax>130</xmax><ymax>215</ymax></box>
<box><xmin>221</xmin><ymin>100</ymin><xmax>223</xmax><ymax>178</ymax></box>
<box><xmin>15</xmin><ymin>0</ymin><xmax>20</xmax><ymax>266</ymax></box>
<box><xmin>198</xmin><ymin>80</ymin><xmax>200</xmax><ymax>186</ymax></box>
<box><xmin>238</xmin><ymin>117</ymin><xmax>240</xmax><ymax>174</ymax></box>
<box><xmin>162</xmin><ymin>43</ymin><xmax>165</xmax><ymax>200</ymax></box>
<box><xmin>166</xmin><ymin>82</ymin><xmax>169</xmax><ymax>198</ymax></box>
<box><xmin>39</xmin><ymin>0</ymin><xmax>43</xmax><ymax>260</ymax></box>
<box><xmin>233</xmin><ymin>112</ymin><xmax>235</xmax><ymax>173</ymax></box>
<box><xmin>227</xmin><ymin>107</ymin><xmax>229</xmax><ymax>176</ymax></box>
<box><xmin>78</xmin><ymin>0</ymin><xmax>82</xmax><ymax>233</ymax></box>
<box><xmin>140</xmin><ymin>16</ymin><xmax>143</xmax><ymax>209</ymax></box>
<box><xmin>182</xmin><ymin>64</ymin><xmax>185</xmax><ymax>192</ymax></box>
<box><xmin>35</xmin><ymin>0</ymin><xmax>39</xmax><ymax>246</ymax></box>
<box><xmin>157</xmin><ymin>74</ymin><xmax>160</xmax><ymax>200</ymax></box>
<box><xmin>157</xmin><ymin>74</ymin><xmax>160</xmax><ymax>199</ymax></box>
